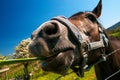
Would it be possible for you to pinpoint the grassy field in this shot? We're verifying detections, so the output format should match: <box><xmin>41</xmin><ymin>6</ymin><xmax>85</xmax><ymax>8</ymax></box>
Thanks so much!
<box><xmin>0</xmin><ymin>61</ymin><xmax>96</xmax><ymax>80</ymax></box>
<box><xmin>33</xmin><ymin>68</ymin><xmax>96</xmax><ymax>80</ymax></box>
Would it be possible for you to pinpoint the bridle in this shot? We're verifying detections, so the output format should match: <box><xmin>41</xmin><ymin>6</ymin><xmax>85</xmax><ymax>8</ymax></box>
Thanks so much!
<box><xmin>51</xmin><ymin>16</ymin><xmax>109</xmax><ymax>77</ymax></box>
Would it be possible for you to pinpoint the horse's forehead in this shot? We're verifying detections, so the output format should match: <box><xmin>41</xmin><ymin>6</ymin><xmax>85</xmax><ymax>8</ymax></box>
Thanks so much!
<box><xmin>70</xmin><ymin>12</ymin><xmax>98</xmax><ymax>27</ymax></box>
<box><xmin>69</xmin><ymin>15</ymin><xmax>91</xmax><ymax>29</ymax></box>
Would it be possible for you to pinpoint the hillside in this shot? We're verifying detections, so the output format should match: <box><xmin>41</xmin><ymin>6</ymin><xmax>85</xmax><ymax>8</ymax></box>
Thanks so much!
<box><xmin>108</xmin><ymin>27</ymin><xmax>120</xmax><ymax>38</ymax></box>
<box><xmin>107</xmin><ymin>21</ymin><xmax>120</xmax><ymax>31</ymax></box>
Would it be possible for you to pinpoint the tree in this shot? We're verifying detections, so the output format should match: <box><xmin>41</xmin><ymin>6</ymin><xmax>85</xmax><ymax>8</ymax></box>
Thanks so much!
<box><xmin>14</xmin><ymin>38</ymin><xmax>31</xmax><ymax>58</ymax></box>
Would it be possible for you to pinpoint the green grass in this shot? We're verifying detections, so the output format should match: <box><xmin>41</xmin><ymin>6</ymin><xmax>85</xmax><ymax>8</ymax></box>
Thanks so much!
<box><xmin>31</xmin><ymin>67</ymin><xmax>96</xmax><ymax>80</ymax></box>
<box><xmin>0</xmin><ymin>57</ymin><xmax>45</xmax><ymax>65</ymax></box>
<box><xmin>110</xmin><ymin>32</ymin><xmax>120</xmax><ymax>38</ymax></box>
<box><xmin>0</xmin><ymin>62</ymin><xmax>96</xmax><ymax>80</ymax></box>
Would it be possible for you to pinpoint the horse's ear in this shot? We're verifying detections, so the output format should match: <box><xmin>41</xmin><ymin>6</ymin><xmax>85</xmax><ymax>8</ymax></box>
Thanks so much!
<box><xmin>92</xmin><ymin>0</ymin><xmax>102</xmax><ymax>18</ymax></box>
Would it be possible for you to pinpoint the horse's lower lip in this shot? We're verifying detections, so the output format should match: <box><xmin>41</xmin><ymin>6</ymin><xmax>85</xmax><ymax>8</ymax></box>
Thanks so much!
<box><xmin>41</xmin><ymin>49</ymin><xmax>74</xmax><ymax>75</ymax></box>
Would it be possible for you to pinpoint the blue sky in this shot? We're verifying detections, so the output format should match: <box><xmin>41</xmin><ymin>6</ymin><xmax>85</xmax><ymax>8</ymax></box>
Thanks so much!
<box><xmin>0</xmin><ymin>0</ymin><xmax>120</xmax><ymax>56</ymax></box>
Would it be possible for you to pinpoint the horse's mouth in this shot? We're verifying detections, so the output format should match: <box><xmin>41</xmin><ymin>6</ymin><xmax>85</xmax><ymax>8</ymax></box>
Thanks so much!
<box><xmin>43</xmin><ymin>46</ymin><xmax>74</xmax><ymax>62</ymax></box>
<box><xmin>41</xmin><ymin>46</ymin><xmax>75</xmax><ymax>74</ymax></box>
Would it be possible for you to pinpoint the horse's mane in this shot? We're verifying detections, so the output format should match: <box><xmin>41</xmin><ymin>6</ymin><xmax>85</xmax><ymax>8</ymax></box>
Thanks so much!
<box><xmin>97</xmin><ymin>21</ymin><xmax>109</xmax><ymax>37</ymax></box>
<box><xmin>98</xmin><ymin>22</ymin><xmax>120</xmax><ymax>41</ymax></box>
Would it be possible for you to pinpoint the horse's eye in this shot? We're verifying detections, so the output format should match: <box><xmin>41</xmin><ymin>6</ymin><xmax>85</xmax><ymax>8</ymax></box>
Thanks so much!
<box><xmin>86</xmin><ymin>14</ymin><xmax>97</xmax><ymax>22</ymax></box>
<box><xmin>84</xmin><ymin>31</ymin><xmax>90</xmax><ymax>36</ymax></box>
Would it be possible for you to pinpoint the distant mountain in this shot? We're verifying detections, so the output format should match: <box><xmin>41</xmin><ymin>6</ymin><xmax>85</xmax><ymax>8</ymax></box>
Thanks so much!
<box><xmin>107</xmin><ymin>21</ymin><xmax>120</xmax><ymax>31</ymax></box>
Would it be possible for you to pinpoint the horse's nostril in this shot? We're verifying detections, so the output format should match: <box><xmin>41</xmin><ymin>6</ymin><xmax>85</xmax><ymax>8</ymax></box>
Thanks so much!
<box><xmin>44</xmin><ymin>23</ymin><xmax>58</xmax><ymax>35</ymax></box>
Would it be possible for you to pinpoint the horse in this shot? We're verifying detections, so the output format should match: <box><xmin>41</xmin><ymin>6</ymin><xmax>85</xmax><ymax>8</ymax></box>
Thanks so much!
<box><xmin>29</xmin><ymin>0</ymin><xmax>120</xmax><ymax>80</ymax></box>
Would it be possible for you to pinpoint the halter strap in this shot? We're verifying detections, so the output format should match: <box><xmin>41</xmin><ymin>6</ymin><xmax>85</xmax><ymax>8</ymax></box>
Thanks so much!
<box><xmin>51</xmin><ymin>16</ymin><xmax>84</xmax><ymax>45</ymax></box>
<box><xmin>52</xmin><ymin>16</ymin><xmax>108</xmax><ymax>52</ymax></box>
